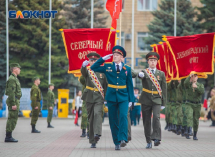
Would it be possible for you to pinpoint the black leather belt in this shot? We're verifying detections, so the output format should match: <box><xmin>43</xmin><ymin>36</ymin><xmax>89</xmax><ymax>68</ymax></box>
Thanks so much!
<box><xmin>186</xmin><ymin>100</ymin><xmax>201</xmax><ymax>104</ymax></box>
<box><xmin>170</xmin><ymin>101</ymin><xmax>176</xmax><ymax>103</ymax></box>
<box><xmin>177</xmin><ymin>101</ymin><xmax>182</xmax><ymax>103</ymax></box>
<box><xmin>183</xmin><ymin>101</ymin><xmax>186</xmax><ymax>103</ymax></box>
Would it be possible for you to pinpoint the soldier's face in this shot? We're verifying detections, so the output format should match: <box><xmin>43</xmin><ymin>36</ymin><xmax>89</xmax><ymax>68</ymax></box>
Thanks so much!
<box><xmin>89</xmin><ymin>60</ymin><xmax>97</xmax><ymax>66</ymax></box>
<box><xmin>193</xmin><ymin>75</ymin><xmax>198</xmax><ymax>82</ymax></box>
<box><xmin>14</xmin><ymin>67</ymin><xmax>21</xmax><ymax>75</ymax></box>
<box><xmin>134</xmin><ymin>89</ymin><xmax>139</xmax><ymax>94</ymax></box>
<box><xmin>35</xmin><ymin>79</ymin><xmax>41</xmax><ymax>85</ymax></box>
<box><xmin>148</xmin><ymin>59</ymin><xmax>157</xmax><ymax>68</ymax></box>
<box><xmin>50</xmin><ymin>86</ymin><xmax>54</xmax><ymax>90</ymax></box>
<box><xmin>113</xmin><ymin>53</ymin><xmax>123</xmax><ymax>63</ymax></box>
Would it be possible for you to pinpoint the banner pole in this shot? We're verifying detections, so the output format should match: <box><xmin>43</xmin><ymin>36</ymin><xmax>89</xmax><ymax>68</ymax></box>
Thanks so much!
<box><xmin>119</xmin><ymin>13</ymin><xmax>122</xmax><ymax>46</ymax></box>
<box><xmin>174</xmin><ymin>0</ymin><xmax>177</xmax><ymax>36</ymax></box>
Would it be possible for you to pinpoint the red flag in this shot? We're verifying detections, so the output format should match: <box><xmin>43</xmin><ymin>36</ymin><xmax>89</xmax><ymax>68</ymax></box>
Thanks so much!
<box><xmin>106</xmin><ymin>0</ymin><xmax>122</xmax><ymax>29</ymax></box>
<box><xmin>61</xmin><ymin>28</ymin><xmax>116</xmax><ymax>72</ymax></box>
<box><xmin>166</xmin><ymin>33</ymin><xmax>215</xmax><ymax>79</ymax></box>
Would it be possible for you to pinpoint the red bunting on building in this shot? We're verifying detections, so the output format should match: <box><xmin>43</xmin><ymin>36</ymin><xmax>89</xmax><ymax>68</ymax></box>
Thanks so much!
<box><xmin>61</xmin><ymin>28</ymin><xmax>116</xmax><ymax>72</ymax></box>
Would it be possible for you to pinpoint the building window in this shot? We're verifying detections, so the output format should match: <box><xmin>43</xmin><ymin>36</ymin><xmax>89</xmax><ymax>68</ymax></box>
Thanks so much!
<box><xmin>105</xmin><ymin>0</ymin><xmax>125</xmax><ymax>11</ymax></box>
<box><xmin>137</xmin><ymin>0</ymin><xmax>157</xmax><ymax>11</ymax></box>
<box><xmin>137</xmin><ymin>32</ymin><xmax>149</xmax><ymax>52</ymax></box>
<box><xmin>116</xmin><ymin>32</ymin><xmax>125</xmax><ymax>48</ymax></box>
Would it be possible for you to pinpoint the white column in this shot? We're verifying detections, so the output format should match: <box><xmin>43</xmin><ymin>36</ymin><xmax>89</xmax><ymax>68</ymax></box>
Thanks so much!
<box><xmin>6</xmin><ymin>0</ymin><xmax>9</xmax><ymax>118</ymax></box>
<box><xmin>48</xmin><ymin>0</ymin><xmax>52</xmax><ymax>84</ymax></box>
<box><xmin>91</xmin><ymin>0</ymin><xmax>94</xmax><ymax>28</ymax></box>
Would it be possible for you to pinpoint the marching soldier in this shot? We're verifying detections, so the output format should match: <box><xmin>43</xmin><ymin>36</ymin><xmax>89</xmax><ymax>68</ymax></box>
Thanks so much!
<box><xmin>184</xmin><ymin>74</ymin><xmax>204</xmax><ymax>140</ymax></box>
<box><xmin>176</xmin><ymin>80</ymin><xmax>183</xmax><ymax>135</ymax></box>
<box><xmin>4</xmin><ymin>63</ymin><xmax>22</xmax><ymax>142</ymax></box>
<box><xmin>30</xmin><ymin>77</ymin><xmax>41</xmax><ymax>133</ymax></box>
<box><xmin>131</xmin><ymin>88</ymin><xmax>141</xmax><ymax>126</ymax></box>
<box><xmin>164</xmin><ymin>82</ymin><xmax>171</xmax><ymax>130</ymax></box>
<box><xmin>91</xmin><ymin>45</ymin><xmax>135</xmax><ymax>150</ymax></box>
<box><xmin>171</xmin><ymin>81</ymin><xmax>179</xmax><ymax>133</ymax></box>
<box><xmin>79</xmin><ymin>75</ymin><xmax>89</xmax><ymax>138</ymax></box>
<box><xmin>81</xmin><ymin>52</ymin><xmax>108</xmax><ymax>148</ymax></box>
<box><xmin>47</xmin><ymin>83</ymin><xmax>55</xmax><ymax>128</ymax></box>
<box><xmin>138</xmin><ymin>52</ymin><xmax>167</xmax><ymax>149</ymax></box>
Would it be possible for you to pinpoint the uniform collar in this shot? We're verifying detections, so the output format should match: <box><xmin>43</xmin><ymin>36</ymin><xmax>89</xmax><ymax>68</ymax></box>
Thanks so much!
<box><xmin>149</xmin><ymin>67</ymin><xmax>156</xmax><ymax>73</ymax></box>
<box><xmin>11</xmin><ymin>73</ymin><xmax>17</xmax><ymax>78</ymax></box>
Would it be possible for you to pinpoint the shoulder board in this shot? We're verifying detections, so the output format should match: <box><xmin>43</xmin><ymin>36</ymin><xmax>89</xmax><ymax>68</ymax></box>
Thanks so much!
<box><xmin>125</xmin><ymin>64</ymin><xmax>131</xmax><ymax>67</ymax></box>
<box><xmin>105</xmin><ymin>62</ymin><xmax>113</xmax><ymax>64</ymax></box>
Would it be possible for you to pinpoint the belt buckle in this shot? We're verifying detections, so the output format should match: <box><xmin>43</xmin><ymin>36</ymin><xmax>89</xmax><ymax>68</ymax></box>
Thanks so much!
<box><xmin>116</xmin><ymin>86</ymin><xmax>119</xmax><ymax>91</ymax></box>
<box><xmin>93</xmin><ymin>87</ymin><xmax>96</xmax><ymax>92</ymax></box>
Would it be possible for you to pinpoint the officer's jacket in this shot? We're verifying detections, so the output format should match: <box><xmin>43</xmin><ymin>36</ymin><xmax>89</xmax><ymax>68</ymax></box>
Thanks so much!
<box><xmin>138</xmin><ymin>69</ymin><xmax>167</xmax><ymax>106</ymax></box>
<box><xmin>91</xmin><ymin>58</ymin><xmax>135</xmax><ymax>103</ymax></box>
<box><xmin>30</xmin><ymin>84</ymin><xmax>41</xmax><ymax>108</ymax></box>
<box><xmin>184</xmin><ymin>76</ymin><xmax>204</xmax><ymax>104</ymax></box>
<box><xmin>81</xmin><ymin>66</ymin><xmax>108</xmax><ymax>103</ymax></box>
<box><xmin>47</xmin><ymin>89</ymin><xmax>55</xmax><ymax>108</ymax></box>
<box><xmin>5</xmin><ymin>73</ymin><xmax>22</xmax><ymax>108</ymax></box>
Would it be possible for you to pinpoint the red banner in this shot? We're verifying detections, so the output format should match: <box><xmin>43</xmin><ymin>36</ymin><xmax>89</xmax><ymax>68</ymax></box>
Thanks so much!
<box><xmin>106</xmin><ymin>0</ymin><xmax>122</xmax><ymax>29</ymax></box>
<box><xmin>62</xmin><ymin>28</ymin><xmax>116</xmax><ymax>72</ymax></box>
<box><xmin>166</xmin><ymin>33</ymin><xmax>215</xmax><ymax>79</ymax></box>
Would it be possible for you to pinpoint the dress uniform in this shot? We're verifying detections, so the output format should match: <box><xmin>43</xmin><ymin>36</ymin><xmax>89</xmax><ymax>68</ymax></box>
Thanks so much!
<box><xmin>138</xmin><ymin>52</ymin><xmax>167</xmax><ymax>148</ymax></box>
<box><xmin>131</xmin><ymin>88</ymin><xmax>141</xmax><ymax>126</ymax></box>
<box><xmin>79</xmin><ymin>75</ymin><xmax>89</xmax><ymax>138</ymax></box>
<box><xmin>184</xmin><ymin>75</ymin><xmax>204</xmax><ymax>140</ymax></box>
<box><xmin>91</xmin><ymin>45</ymin><xmax>135</xmax><ymax>150</ymax></box>
<box><xmin>47</xmin><ymin>83</ymin><xmax>55</xmax><ymax>128</ymax></box>
<box><xmin>5</xmin><ymin>63</ymin><xmax>22</xmax><ymax>142</ymax></box>
<box><xmin>81</xmin><ymin>52</ymin><xmax>108</xmax><ymax>148</ymax></box>
<box><xmin>30</xmin><ymin>77</ymin><xmax>41</xmax><ymax>133</ymax></box>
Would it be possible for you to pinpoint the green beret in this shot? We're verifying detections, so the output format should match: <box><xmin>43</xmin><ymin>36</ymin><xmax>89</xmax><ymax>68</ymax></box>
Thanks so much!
<box><xmin>32</xmin><ymin>77</ymin><xmax>40</xmax><ymax>82</ymax></box>
<box><xmin>10</xmin><ymin>63</ymin><xmax>21</xmax><ymax>68</ymax></box>
<box><xmin>49</xmin><ymin>83</ymin><xmax>54</xmax><ymax>86</ymax></box>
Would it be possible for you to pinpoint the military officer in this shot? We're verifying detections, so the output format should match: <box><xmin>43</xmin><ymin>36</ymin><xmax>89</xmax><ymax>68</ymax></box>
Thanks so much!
<box><xmin>138</xmin><ymin>52</ymin><xmax>167</xmax><ymax>149</ymax></box>
<box><xmin>4</xmin><ymin>63</ymin><xmax>22</xmax><ymax>142</ymax></box>
<box><xmin>91</xmin><ymin>45</ymin><xmax>135</xmax><ymax>150</ymax></box>
<box><xmin>184</xmin><ymin>74</ymin><xmax>204</xmax><ymax>140</ymax></box>
<box><xmin>79</xmin><ymin>75</ymin><xmax>89</xmax><ymax>138</ymax></box>
<box><xmin>30</xmin><ymin>77</ymin><xmax>41</xmax><ymax>133</ymax></box>
<box><xmin>47</xmin><ymin>83</ymin><xmax>55</xmax><ymax>128</ymax></box>
<box><xmin>81</xmin><ymin>52</ymin><xmax>108</xmax><ymax>148</ymax></box>
<box><xmin>121</xmin><ymin>57</ymin><xmax>137</xmax><ymax>142</ymax></box>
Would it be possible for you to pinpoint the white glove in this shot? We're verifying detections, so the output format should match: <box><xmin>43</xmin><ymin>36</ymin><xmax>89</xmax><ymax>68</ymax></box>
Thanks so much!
<box><xmin>102</xmin><ymin>54</ymin><xmax>113</xmax><ymax>60</ymax></box>
<box><xmin>161</xmin><ymin>106</ymin><xmax>165</xmax><ymax>110</ymax></box>
<box><xmin>104</xmin><ymin>101</ymin><xmax>107</xmax><ymax>105</ymax></box>
<box><xmin>82</xmin><ymin>60</ymin><xmax>89</xmax><ymax>67</ymax></box>
<box><xmin>128</xmin><ymin>102</ymin><xmax>132</xmax><ymax>107</ymax></box>
<box><xmin>139</xmin><ymin>72</ymin><xmax>145</xmax><ymax>78</ymax></box>
<box><xmin>134</xmin><ymin>102</ymin><xmax>137</xmax><ymax>106</ymax></box>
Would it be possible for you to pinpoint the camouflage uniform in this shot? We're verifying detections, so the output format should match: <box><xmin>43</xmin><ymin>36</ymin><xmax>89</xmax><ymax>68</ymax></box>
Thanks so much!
<box><xmin>30</xmin><ymin>78</ymin><xmax>41</xmax><ymax>133</ymax></box>
<box><xmin>175</xmin><ymin>81</ymin><xmax>183</xmax><ymax>134</ymax></box>
<box><xmin>184</xmin><ymin>76</ymin><xmax>204</xmax><ymax>139</ymax></box>
<box><xmin>5</xmin><ymin>64</ymin><xmax>22</xmax><ymax>142</ymax></box>
<box><xmin>164</xmin><ymin>83</ymin><xmax>171</xmax><ymax>130</ymax></box>
<box><xmin>47</xmin><ymin>86</ymin><xmax>55</xmax><ymax>127</ymax></box>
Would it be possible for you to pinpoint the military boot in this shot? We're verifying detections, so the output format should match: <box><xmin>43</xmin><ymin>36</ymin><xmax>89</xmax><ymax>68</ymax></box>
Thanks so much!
<box><xmin>87</xmin><ymin>132</ymin><xmax>89</xmax><ymax>139</ymax></box>
<box><xmin>185</xmin><ymin>127</ymin><xmax>190</xmax><ymax>139</ymax></box>
<box><xmin>188</xmin><ymin>127</ymin><xmax>193</xmax><ymax>136</ymax></box>
<box><xmin>164</xmin><ymin>123</ymin><xmax>169</xmax><ymax>130</ymax></box>
<box><xmin>31</xmin><ymin>124</ymin><xmax>41</xmax><ymax>133</ymax></box>
<box><xmin>193</xmin><ymin>131</ymin><xmax>198</xmax><ymax>140</ymax></box>
<box><xmin>172</xmin><ymin>124</ymin><xmax>177</xmax><ymax>133</ymax></box>
<box><xmin>181</xmin><ymin>126</ymin><xmax>185</xmax><ymax>137</ymax></box>
<box><xmin>5</xmin><ymin>132</ymin><xmax>18</xmax><ymax>142</ymax></box>
<box><xmin>168</xmin><ymin>123</ymin><xmax>172</xmax><ymax>131</ymax></box>
<box><xmin>80</xmin><ymin>129</ymin><xmax>86</xmax><ymax>137</ymax></box>
<box><xmin>47</xmin><ymin>122</ymin><xmax>54</xmax><ymax>128</ymax></box>
<box><xmin>184</xmin><ymin>126</ymin><xmax>188</xmax><ymax>135</ymax></box>
<box><xmin>177</xmin><ymin>125</ymin><xmax>182</xmax><ymax>135</ymax></box>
